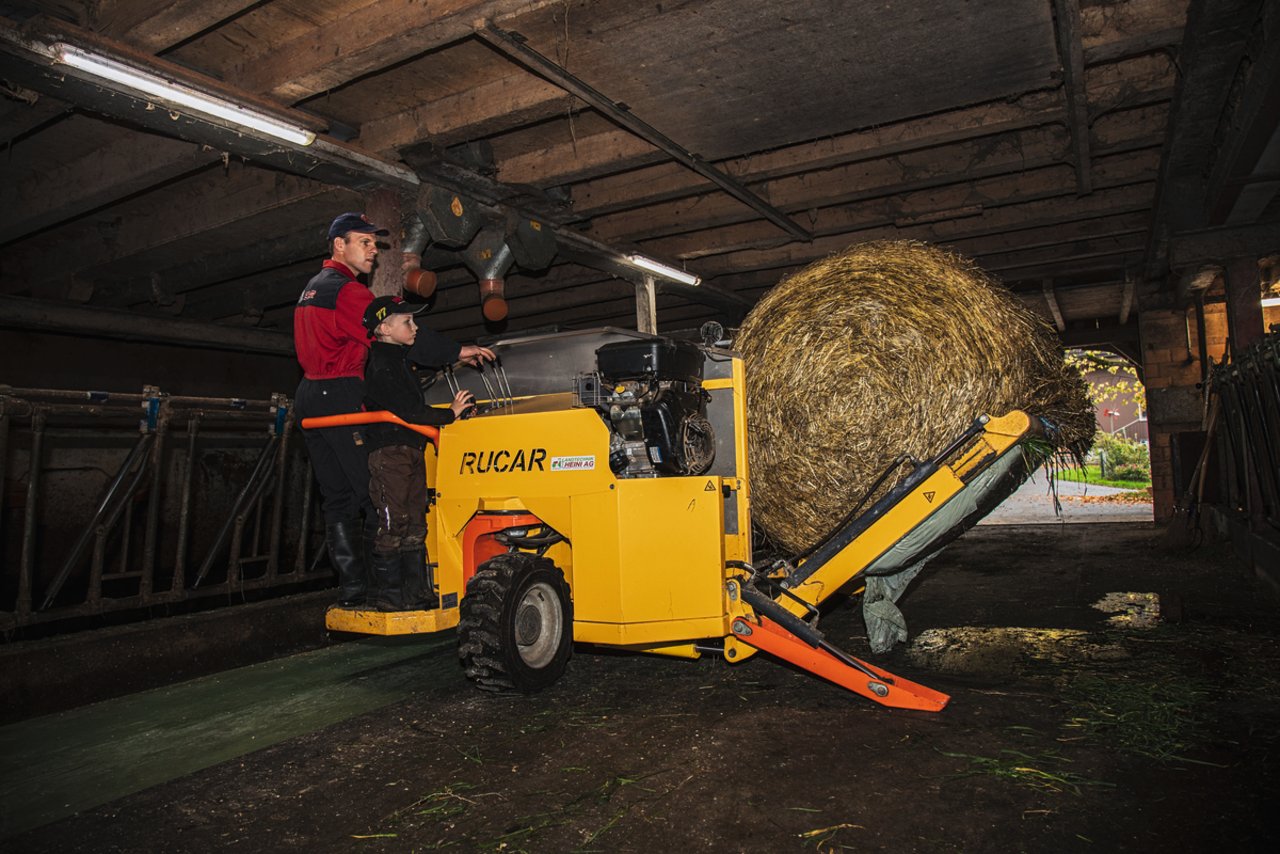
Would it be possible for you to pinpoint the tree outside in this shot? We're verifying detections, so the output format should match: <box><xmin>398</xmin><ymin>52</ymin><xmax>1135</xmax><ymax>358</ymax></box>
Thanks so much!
<box><xmin>1064</xmin><ymin>349</ymin><xmax>1150</xmax><ymax>487</ymax></box>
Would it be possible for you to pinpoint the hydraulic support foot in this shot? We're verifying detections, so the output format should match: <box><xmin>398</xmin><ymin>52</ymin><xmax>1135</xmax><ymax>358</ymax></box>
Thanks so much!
<box><xmin>730</xmin><ymin>617</ymin><xmax>949</xmax><ymax>712</ymax></box>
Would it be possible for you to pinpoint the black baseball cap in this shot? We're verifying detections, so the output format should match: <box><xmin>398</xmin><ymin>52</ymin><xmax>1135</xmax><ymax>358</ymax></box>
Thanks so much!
<box><xmin>363</xmin><ymin>295</ymin><xmax>426</xmax><ymax>336</ymax></box>
<box><xmin>328</xmin><ymin>211</ymin><xmax>389</xmax><ymax>241</ymax></box>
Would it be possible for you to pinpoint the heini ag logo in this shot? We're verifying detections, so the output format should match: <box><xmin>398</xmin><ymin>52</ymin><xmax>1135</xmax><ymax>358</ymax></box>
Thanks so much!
<box><xmin>550</xmin><ymin>455</ymin><xmax>595</xmax><ymax>472</ymax></box>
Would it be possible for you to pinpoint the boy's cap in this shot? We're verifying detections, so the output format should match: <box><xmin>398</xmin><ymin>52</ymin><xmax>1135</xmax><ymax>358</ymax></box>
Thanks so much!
<box><xmin>328</xmin><ymin>211</ymin><xmax>389</xmax><ymax>241</ymax></box>
<box><xmin>364</xmin><ymin>295</ymin><xmax>426</xmax><ymax>336</ymax></box>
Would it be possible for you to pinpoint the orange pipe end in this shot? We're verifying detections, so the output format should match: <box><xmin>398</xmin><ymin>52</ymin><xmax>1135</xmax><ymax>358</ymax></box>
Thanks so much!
<box><xmin>405</xmin><ymin>267</ymin><xmax>438</xmax><ymax>299</ymax></box>
<box><xmin>479</xmin><ymin>278</ymin><xmax>508</xmax><ymax>321</ymax></box>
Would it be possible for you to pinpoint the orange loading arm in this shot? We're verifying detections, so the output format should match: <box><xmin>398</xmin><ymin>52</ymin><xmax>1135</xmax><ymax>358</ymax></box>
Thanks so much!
<box><xmin>730</xmin><ymin>616</ymin><xmax>949</xmax><ymax>711</ymax></box>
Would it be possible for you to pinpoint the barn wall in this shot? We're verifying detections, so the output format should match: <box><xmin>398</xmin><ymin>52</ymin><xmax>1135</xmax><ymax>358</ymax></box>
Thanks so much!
<box><xmin>0</xmin><ymin>331</ymin><xmax>301</xmax><ymax>398</ymax></box>
<box><xmin>1141</xmin><ymin>302</ymin><xmax>1280</xmax><ymax>520</ymax></box>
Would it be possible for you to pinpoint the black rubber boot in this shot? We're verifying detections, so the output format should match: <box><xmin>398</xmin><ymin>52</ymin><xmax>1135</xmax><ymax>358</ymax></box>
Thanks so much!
<box><xmin>369</xmin><ymin>550</ymin><xmax>403</xmax><ymax>612</ymax></box>
<box><xmin>327</xmin><ymin>519</ymin><xmax>365</xmax><ymax>607</ymax></box>
<box><xmin>400</xmin><ymin>548</ymin><xmax>438</xmax><ymax>611</ymax></box>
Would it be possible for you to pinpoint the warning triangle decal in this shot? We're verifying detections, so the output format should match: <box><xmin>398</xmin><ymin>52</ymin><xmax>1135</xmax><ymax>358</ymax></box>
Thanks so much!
<box><xmin>923</xmin><ymin>491</ymin><xmax>936</xmax><ymax>503</ymax></box>
<box><xmin>705</xmin><ymin>480</ymin><xmax>716</xmax><ymax>491</ymax></box>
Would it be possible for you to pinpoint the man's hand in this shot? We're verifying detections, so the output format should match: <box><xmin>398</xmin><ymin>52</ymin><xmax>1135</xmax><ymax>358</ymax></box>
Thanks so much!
<box><xmin>458</xmin><ymin>344</ymin><xmax>496</xmax><ymax>366</ymax></box>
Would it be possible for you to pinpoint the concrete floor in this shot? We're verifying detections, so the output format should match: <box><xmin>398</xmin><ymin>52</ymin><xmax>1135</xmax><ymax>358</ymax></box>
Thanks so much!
<box><xmin>980</xmin><ymin>471</ymin><xmax>1153</xmax><ymax>525</ymax></box>
<box><xmin>3</xmin><ymin>521</ymin><xmax>1276</xmax><ymax>852</ymax></box>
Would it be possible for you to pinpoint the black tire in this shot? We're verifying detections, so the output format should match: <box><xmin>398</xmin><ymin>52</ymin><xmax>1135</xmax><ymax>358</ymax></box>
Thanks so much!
<box><xmin>457</xmin><ymin>552</ymin><xmax>573</xmax><ymax>693</ymax></box>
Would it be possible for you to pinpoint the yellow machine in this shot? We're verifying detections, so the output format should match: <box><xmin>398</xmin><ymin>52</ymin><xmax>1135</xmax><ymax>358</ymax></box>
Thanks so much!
<box><xmin>306</xmin><ymin>328</ymin><xmax>1044</xmax><ymax>710</ymax></box>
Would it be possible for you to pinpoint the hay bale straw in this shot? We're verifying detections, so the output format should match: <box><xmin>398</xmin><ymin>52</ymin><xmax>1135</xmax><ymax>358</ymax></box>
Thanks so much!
<box><xmin>736</xmin><ymin>240</ymin><xmax>1093</xmax><ymax>554</ymax></box>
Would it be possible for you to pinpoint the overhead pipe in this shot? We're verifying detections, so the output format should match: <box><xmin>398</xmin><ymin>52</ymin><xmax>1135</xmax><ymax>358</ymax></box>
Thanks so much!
<box><xmin>461</xmin><ymin>228</ymin><xmax>515</xmax><ymax>322</ymax></box>
<box><xmin>400</xmin><ymin>211</ymin><xmax>438</xmax><ymax>299</ymax></box>
<box><xmin>0</xmin><ymin>295</ymin><xmax>293</xmax><ymax>354</ymax></box>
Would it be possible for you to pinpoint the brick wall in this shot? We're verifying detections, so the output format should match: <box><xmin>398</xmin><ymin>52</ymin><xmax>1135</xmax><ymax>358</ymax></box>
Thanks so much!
<box><xmin>1138</xmin><ymin>304</ymin><xmax>1229</xmax><ymax>520</ymax></box>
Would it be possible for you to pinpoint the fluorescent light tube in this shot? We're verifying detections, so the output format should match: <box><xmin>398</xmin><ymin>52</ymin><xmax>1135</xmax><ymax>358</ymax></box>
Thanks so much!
<box><xmin>626</xmin><ymin>254</ymin><xmax>700</xmax><ymax>286</ymax></box>
<box><xmin>1262</xmin><ymin>296</ymin><xmax>1280</xmax><ymax>308</ymax></box>
<box><xmin>54</xmin><ymin>43</ymin><xmax>316</xmax><ymax>146</ymax></box>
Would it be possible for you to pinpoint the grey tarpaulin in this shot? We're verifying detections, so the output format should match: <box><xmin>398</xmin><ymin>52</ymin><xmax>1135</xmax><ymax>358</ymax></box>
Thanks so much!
<box><xmin>859</xmin><ymin>445</ymin><xmax>1029</xmax><ymax>653</ymax></box>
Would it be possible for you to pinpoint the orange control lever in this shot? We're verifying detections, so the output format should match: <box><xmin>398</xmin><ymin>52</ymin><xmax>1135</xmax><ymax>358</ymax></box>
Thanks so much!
<box><xmin>300</xmin><ymin>411</ymin><xmax>440</xmax><ymax>447</ymax></box>
<box><xmin>730</xmin><ymin>616</ymin><xmax>950</xmax><ymax>712</ymax></box>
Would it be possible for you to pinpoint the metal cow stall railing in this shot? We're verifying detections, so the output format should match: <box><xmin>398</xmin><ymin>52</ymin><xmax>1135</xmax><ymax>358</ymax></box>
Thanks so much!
<box><xmin>1210</xmin><ymin>329</ymin><xmax>1280</xmax><ymax>530</ymax></box>
<box><xmin>0</xmin><ymin>386</ymin><xmax>333</xmax><ymax>633</ymax></box>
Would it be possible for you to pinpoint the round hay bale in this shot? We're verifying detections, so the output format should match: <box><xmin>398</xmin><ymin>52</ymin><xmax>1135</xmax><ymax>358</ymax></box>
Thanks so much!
<box><xmin>737</xmin><ymin>240</ymin><xmax>1093</xmax><ymax>554</ymax></box>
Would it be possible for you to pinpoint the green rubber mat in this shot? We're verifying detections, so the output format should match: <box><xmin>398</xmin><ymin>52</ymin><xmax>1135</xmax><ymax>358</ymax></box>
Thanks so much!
<box><xmin>0</xmin><ymin>635</ymin><xmax>453</xmax><ymax>838</ymax></box>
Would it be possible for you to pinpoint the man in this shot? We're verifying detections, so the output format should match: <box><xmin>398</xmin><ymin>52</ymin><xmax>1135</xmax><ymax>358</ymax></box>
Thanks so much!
<box><xmin>294</xmin><ymin>211</ymin><xmax>493</xmax><ymax>606</ymax></box>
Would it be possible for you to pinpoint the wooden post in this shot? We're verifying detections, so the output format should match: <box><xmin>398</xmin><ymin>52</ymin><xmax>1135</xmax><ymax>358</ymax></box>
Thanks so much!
<box><xmin>366</xmin><ymin>187</ymin><xmax>404</xmax><ymax>297</ymax></box>
<box><xmin>636</xmin><ymin>274</ymin><xmax>657</xmax><ymax>334</ymax></box>
<box><xmin>1224</xmin><ymin>255</ymin><xmax>1263</xmax><ymax>359</ymax></box>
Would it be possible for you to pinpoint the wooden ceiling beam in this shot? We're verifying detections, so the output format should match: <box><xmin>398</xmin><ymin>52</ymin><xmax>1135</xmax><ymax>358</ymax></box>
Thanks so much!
<box><xmin>648</xmin><ymin>188</ymin><xmax>1153</xmax><ymax>285</ymax></box>
<box><xmin>0</xmin><ymin>4</ymin><xmax>548</xmax><ymax>246</ymax></box>
<box><xmin>1119</xmin><ymin>277</ymin><xmax>1137</xmax><ymax>325</ymax></box>
<box><xmin>0</xmin><ymin>98</ymin><xmax>71</xmax><ymax>147</ymax></box>
<box><xmin>121</xmin><ymin>226</ymin><xmax>330</xmax><ymax>313</ymax></box>
<box><xmin>364</xmin><ymin>12</ymin><xmax>1167</xmax><ymax>184</ymax></box>
<box><xmin>1043</xmin><ymin>279</ymin><xmax>1067</xmax><ymax>331</ymax></box>
<box><xmin>589</xmin><ymin>126</ymin><xmax>1161</xmax><ymax>247</ymax></box>
<box><xmin>1083</xmin><ymin>27</ymin><xmax>1183</xmax><ymax>65</ymax></box>
<box><xmin>646</xmin><ymin>153</ymin><xmax>1158</xmax><ymax>262</ymax></box>
<box><xmin>0</xmin><ymin>4</ymin><xmax>270</xmax><ymax>245</ymax></box>
<box><xmin>985</xmin><ymin>249</ymin><xmax>1144</xmax><ymax>283</ymax></box>
<box><xmin>1</xmin><ymin>129</ymin><xmax>217</xmax><ymax>247</ymax></box>
<box><xmin>1204</xmin><ymin>5</ymin><xmax>1280</xmax><ymax>224</ymax></box>
<box><xmin>499</xmin><ymin>129</ymin><xmax>661</xmax><ymax>187</ymax></box>
<box><xmin>473</xmin><ymin>22</ymin><xmax>812</xmax><ymax>242</ymax></box>
<box><xmin>1143</xmin><ymin>0</ymin><xmax>1264</xmax><ymax>280</ymax></box>
<box><xmin>184</xmin><ymin>257</ymin><xmax>318</xmax><ymax>322</ymax></box>
<box><xmin>10</xmin><ymin>165</ymin><xmax>354</xmax><ymax>302</ymax></box>
<box><xmin>1168</xmin><ymin>221</ymin><xmax>1280</xmax><ymax>269</ymax></box>
<box><xmin>359</xmin><ymin>76</ymin><xmax>574</xmax><ymax>152</ymax></box>
<box><xmin>233</xmin><ymin>1</ymin><xmax>562</xmax><ymax>103</ymax></box>
<box><xmin>93</xmin><ymin>0</ymin><xmax>261</xmax><ymax>53</ymax></box>
<box><xmin>1052</xmin><ymin>0</ymin><xmax>1093</xmax><ymax>193</ymax></box>
<box><xmin>15</xmin><ymin>115</ymin><xmax>1158</xmax><ymax>298</ymax></box>
<box><xmin>563</xmin><ymin>62</ymin><xmax>1172</xmax><ymax>217</ymax></box>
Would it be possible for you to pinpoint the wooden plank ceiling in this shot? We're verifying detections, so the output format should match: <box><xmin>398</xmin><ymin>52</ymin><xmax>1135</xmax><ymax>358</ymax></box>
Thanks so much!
<box><xmin>0</xmin><ymin>0</ymin><xmax>1274</xmax><ymax>348</ymax></box>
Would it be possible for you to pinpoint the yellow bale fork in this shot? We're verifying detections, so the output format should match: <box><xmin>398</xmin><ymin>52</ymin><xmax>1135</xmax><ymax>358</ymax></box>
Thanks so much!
<box><xmin>305</xmin><ymin>329</ymin><xmax>1043</xmax><ymax>710</ymax></box>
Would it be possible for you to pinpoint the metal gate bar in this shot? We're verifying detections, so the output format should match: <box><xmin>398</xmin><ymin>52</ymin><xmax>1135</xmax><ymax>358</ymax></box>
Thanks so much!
<box><xmin>0</xmin><ymin>386</ymin><xmax>332</xmax><ymax>632</ymax></box>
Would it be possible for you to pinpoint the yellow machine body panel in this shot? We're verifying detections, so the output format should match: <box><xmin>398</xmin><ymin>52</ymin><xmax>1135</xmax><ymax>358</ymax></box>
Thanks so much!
<box><xmin>569</xmin><ymin>477</ymin><xmax>729</xmax><ymax>644</ymax></box>
<box><xmin>424</xmin><ymin>402</ymin><xmax>737</xmax><ymax>646</ymax></box>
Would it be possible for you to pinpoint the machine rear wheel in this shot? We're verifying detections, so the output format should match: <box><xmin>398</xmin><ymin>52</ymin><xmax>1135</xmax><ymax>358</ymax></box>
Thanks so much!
<box><xmin>458</xmin><ymin>553</ymin><xmax>572</xmax><ymax>693</ymax></box>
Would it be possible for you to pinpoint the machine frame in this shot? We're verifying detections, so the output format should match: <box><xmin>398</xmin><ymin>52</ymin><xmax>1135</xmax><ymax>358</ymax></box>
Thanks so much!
<box><xmin>305</xmin><ymin>328</ymin><xmax>1040</xmax><ymax>710</ymax></box>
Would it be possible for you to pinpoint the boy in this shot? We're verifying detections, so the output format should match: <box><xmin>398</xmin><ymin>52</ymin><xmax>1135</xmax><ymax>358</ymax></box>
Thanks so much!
<box><xmin>361</xmin><ymin>295</ymin><xmax>474</xmax><ymax>611</ymax></box>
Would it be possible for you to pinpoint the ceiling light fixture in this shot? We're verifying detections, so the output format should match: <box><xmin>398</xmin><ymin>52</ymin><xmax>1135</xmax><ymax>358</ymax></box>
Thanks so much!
<box><xmin>53</xmin><ymin>43</ymin><xmax>316</xmax><ymax>146</ymax></box>
<box><xmin>626</xmin><ymin>253</ymin><xmax>701</xmax><ymax>286</ymax></box>
<box><xmin>1262</xmin><ymin>297</ymin><xmax>1280</xmax><ymax>308</ymax></box>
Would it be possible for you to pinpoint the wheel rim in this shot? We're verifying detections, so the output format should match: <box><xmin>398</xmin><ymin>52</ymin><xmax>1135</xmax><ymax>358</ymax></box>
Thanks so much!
<box><xmin>513</xmin><ymin>580</ymin><xmax>563</xmax><ymax>669</ymax></box>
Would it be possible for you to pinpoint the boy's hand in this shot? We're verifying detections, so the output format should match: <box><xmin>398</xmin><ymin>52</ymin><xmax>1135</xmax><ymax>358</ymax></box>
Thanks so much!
<box><xmin>450</xmin><ymin>390</ymin><xmax>477</xmax><ymax>418</ymax></box>
<box><xmin>458</xmin><ymin>345</ymin><xmax>496</xmax><ymax>366</ymax></box>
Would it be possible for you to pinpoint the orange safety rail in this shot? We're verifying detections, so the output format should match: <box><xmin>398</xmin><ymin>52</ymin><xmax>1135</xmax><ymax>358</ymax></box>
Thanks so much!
<box><xmin>730</xmin><ymin>616</ymin><xmax>950</xmax><ymax>711</ymax></box>
<box><xmin>300</xmin><ymin>411</ymin><xmax>440</xmax><ymax>447</ymax></box>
